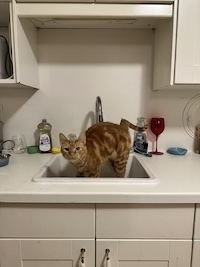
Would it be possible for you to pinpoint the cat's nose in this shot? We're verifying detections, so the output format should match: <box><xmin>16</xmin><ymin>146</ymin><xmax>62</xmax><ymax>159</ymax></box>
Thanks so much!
<box><xmin>69</xmin><ymin>151</ymin><xmax>75</xmax><ymax>157</ymax></box>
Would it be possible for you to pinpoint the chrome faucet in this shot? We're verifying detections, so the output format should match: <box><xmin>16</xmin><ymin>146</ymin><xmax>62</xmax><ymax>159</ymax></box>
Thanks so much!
<box><xmin>96</xmin><ymin>96</ymin><xmax>104</xmax><ymax>123</ymax></box>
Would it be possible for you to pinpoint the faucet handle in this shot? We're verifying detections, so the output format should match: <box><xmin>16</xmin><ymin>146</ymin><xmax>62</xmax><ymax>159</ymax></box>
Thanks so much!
<box><xmin>96</xmin><ymin>96</ymin><xmax>104</xmax><ymax>123</ymax></box>
<box><xmin>98</xmin><ymin>114</ymin><xmax>103</xmax><ymax>123</ymax></box>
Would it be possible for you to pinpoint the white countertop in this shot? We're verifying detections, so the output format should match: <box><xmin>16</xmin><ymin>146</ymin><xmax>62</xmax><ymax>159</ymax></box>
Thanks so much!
<box><xmin>0</xmin><ymin>151</ymin><xmax>200</xmax><ymax>203</ymax></box>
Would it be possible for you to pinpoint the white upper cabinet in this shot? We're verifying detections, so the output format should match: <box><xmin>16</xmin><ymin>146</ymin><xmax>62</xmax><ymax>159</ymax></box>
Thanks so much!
<box><xmin>12</xmin><ymin>0</ymin><xmax>39</xmax><ymax>89</ymax></box>
<box><xmin>12</xmin><ymin>0</ymin><xmax>174</xmax><ymax>91</ymax></box>
<box><xmin>153</xmin><ymin>0</ymin><xmax>200</xmax><ymax>89</ymax></box>
<box><xmin>3</xmin><ymin>0</ymin><xmax>200</xmax><ymax>90</ymax></box>
<box><xmin>175</xmin><ymin>0</ymin><xmax>200</xmax><ymax>84</ymax></box>
<box><xmin>0</xmin><ymin>2</ymin><xmax>16</xmax><ymax>86</ymax></box>
<box><xmin>0</xmin><ymin>1</ymin><xmax>39</xmax><ymax>89</ymax></box>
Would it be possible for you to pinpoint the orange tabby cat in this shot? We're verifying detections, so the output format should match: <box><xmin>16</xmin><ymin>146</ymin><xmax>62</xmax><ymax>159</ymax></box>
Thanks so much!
<box><xmin>59</xmin><ymin>119</ymin><xmax>147</xmax><ymax>178</ymax></box>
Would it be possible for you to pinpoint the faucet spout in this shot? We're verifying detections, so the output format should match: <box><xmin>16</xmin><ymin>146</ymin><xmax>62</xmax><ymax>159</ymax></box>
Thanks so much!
<box><xmin>96</xmin><ymin>96</ymin><xmax>104</xmax><ymax>123</ymax></box>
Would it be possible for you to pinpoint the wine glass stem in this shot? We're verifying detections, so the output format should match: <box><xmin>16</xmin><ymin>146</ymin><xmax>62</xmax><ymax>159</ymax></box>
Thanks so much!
<box><xmin>155</xmin><ymin>135</ymin><xmax>159</xmax><ymax>152</ymax></box>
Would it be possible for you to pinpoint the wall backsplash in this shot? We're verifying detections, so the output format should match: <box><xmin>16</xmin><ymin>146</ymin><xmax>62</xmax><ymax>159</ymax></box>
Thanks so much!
<box><xmin>1</xmin><ymin>28</ymin><xmax>199</xmax><ymax>152</ymax></box>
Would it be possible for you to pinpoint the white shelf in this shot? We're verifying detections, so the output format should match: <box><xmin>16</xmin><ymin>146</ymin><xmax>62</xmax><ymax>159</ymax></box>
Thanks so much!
<box><xmin>0</xmin><ymin>79</ymin><xmax>15</xmax><ymax>84</ymax></box>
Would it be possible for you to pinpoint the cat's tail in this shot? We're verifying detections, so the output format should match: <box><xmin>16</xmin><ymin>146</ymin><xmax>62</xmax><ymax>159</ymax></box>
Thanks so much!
<box><xmin>120</xmin><ymin>118</ymin><xmax>148</xmax><ymax>131</ymax></box>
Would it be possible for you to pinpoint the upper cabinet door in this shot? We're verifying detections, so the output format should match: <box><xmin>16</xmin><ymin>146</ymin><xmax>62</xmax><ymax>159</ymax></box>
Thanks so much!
<box><xmin>0</xmin><ymin>2</ymin><xmax>16</xmax><ymax>86</ymax></box>
<box><xmin>153</xmin><ymin>0</ymin><xmax>200</xmax><ymax>89</ymax></box>
<box><xmin>0</xmin><ymin>1</ymin><xmax>39</xmax><ymax>89</ymax></box>
<box><xmin>12</xmin><ymin>0</ymin><xmax>39</xmax><ymax>89</ymax></box>
<box><xmin>174</xmin><ymin>0</ymin><xmax>200</xmax><ymax>84</ymax></box>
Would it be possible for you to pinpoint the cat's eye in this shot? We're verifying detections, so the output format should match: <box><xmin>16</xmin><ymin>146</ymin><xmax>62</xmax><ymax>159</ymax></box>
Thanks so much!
<box><xmin>76</xmin><ymin>147</ymin><xmax>80</xmax><ymax>151</ymax></box>
<box><xmin>64</xmin><ymin>148</ymin><xmax>69</xmax><ymax>152</ymax></box>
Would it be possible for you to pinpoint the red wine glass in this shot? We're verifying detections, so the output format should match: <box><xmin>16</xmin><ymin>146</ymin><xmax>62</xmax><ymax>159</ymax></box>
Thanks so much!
<box><xmin>150</xmin><ymin>118</ymin><xmax>165</xmax><ymax>155</ymax></box>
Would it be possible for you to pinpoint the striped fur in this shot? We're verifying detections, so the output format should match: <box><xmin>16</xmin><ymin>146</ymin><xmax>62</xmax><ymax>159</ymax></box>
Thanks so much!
<box><xmin>59</xmin><ymin>119</ymin><xmax>147</xmax><ymax>178</ymax></box>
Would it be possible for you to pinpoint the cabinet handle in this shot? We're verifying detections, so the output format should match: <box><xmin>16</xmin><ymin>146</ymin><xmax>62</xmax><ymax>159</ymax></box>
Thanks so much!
<box><xmin>105</xmin><ymin>249</ymin><xmax>111</xmax><ymax>267</ymax></box>
<box><xmin>80</xmin><ymin>248</ymin><xmax>86</xmax><ymax>267</ymax></box>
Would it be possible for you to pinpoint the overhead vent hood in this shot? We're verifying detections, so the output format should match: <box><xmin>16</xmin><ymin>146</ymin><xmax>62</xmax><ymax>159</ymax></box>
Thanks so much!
<box><xmin>15</xmin><ymin>3</ymin><xmax>173</xmax><ymax>29</ymax></box>
<box><xmin>31</xmin><ymin>18</ymin><xmax>166</xmax><ymax>29</ymax></box>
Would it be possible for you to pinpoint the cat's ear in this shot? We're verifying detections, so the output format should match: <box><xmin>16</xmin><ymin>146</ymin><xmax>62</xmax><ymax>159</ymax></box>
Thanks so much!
<box><xmin>59</xmin><ymin>133</ymin><xmax>69</xmax><ymax>145</ymax></box>
<box><xmin>78</xmin><ymin>132</ymin><xmax>86</xmax><ymax>145</ymax></box>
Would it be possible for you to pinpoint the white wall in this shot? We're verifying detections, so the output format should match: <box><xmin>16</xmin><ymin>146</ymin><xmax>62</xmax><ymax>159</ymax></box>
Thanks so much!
<box><xmin>1</xmin><ymin>28</ymin><xmax>199</xmax><ymax>152</ymax></box>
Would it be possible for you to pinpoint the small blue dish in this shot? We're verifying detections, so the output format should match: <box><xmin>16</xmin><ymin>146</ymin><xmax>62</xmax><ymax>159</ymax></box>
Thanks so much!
<box><xmin>167</xmin><ymin>147</ymin><xmax>187</xmax><ymax>156</ymax></box>
<box><xmin>0</xmin><ymin>154</ymin><xmax>10</xmax><ymax>167</ymax></box>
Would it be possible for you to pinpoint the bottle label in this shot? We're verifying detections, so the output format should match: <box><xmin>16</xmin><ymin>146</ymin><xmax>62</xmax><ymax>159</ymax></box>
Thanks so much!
<box><xmin>135</xmin><ymin>132</ymin><xmax>144</xmax><ymax>150</ymax></box>
<box><xmin>134</xmin><ymin>132</ymin><xmax>148</xmax><ymax>153</ymax></box>
<box><xmin>39</xmin><ymin>134</ymin><xmax>51</xmax><ymax>152</ymax></box>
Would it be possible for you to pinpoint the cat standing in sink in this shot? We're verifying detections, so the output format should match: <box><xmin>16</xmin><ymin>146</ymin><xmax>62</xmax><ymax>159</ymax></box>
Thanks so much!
<box><xmin>59</xmin><ymin>119</ymin><xmax>147</xmax><ymax>178</ymax></box>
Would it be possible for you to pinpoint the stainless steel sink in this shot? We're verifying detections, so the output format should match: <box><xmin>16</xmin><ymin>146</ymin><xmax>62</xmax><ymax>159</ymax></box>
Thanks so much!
<box><xmin>32</xmin><ymin>154</ymin><xmax>156</xmax><ymax>184</ymax></box>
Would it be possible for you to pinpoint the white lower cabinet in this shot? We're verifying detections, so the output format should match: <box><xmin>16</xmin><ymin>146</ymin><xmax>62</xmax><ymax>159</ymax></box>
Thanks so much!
<box><xmin>192</xmin><ymin>241</ymin><xmax>200</xmax><ymax>267</ymax></box>
<box><xmin>96</xmin><ymin>204</ymin><xmax>194</xmax><ymax>267</ymax></box>
<box><xmin>0</xmin><ymin>203</ymin><xmax>195</xmax><ymax>267</ymax></box>
<box><xmin>96</xmin><ymin>239</ymin><xmax>192</xmax><ymax>267</ymax></box>
<box><xmin>0</xmin><ymin>203</ymin><xmax>96</xmax><ymax>267</ymax></box>
<box><xmin>0</xmin><ymin>239</ymin><xmax>95</xmax><ymax>267</ymax></box>
<box><xmin>192</xmin><ymin>204</ymin><xmax>200</xmax><ymax>267</ymax></box>
<box><xmin>0</xmin><ymin>239</ymin><xmax>193</xmax><ymax>267</ymax></box>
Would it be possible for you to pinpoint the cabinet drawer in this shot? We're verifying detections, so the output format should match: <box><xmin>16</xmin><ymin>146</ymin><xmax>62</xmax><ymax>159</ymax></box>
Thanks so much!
<box><xmin>96</xmin><ymin>204</ymin><xmax>194</xmax><ymax>238</ymax></box>
<box><xmin>0</xmin><ymin>203</ymin><xmax>95</xmax><ymax>238</ymax></box>
<box><xmin>194</xmin><ymin>204</ymin><xmax>200</xmax><ymax>239</ymax></box>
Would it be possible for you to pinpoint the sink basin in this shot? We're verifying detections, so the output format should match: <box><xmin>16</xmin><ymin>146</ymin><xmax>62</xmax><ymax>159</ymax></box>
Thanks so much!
<box><xmin>32</xmin><ymin>154</ymin><xmax>156</xmax><ymax>184</ymax></box>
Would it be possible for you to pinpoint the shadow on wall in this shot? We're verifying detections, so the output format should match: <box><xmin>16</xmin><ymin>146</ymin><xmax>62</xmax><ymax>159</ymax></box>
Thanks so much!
<box><xmin>0</xmin><ymin>87</ymin><xmax>37</xmax><ymax>122</ymax></box>
<box><xmin>80</xmin><ymin>111</ymin><xmax>95</xmax><ymax>133</ymax></box>
<box><xmin>143</xmin><ymin>88</ymin><xmax>200</xmax><ymax>127</ymax></box>
<box><xmin>39</xmin><ymin>29</ymin><xmax>152</xmax><ymax>65</ymax></box>
<box><xmin>142</xmin><ymin>87</ymin><xmax>200</xmax><ymax>150</ymax></box>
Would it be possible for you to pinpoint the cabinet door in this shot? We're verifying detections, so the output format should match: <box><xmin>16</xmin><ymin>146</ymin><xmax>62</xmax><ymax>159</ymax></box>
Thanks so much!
<box><xmin>12</xmin><ymin>1</ymin><xmax>39</xmax><ymax>89</ymax></box>
<box><xmin>194</xmin><ymin>204</ymin><xmax>200</xmax><ymax>239</ymax></box>
<box><xmin>96</xmin><ymin>239</ymin><xmax>192</xmax><ymax>267</ymax></box>
<box><xmin>0</xmin><ymin>2</ymin><xmax>16</xmax><ymax>86</ymax></box>
<box><xmin>175</xmin><ymin>0</ymin><xmax>200</xmax><ymax>84</ymax></box>
<box><xmin>0</xmin><ymin>239</ymin><xmax>95</xmax><ymax>267</ymax></box>
<box><xmin>16</xmin><ymin>0</ymin><xmax>93</xmax><ymax>2</ymax></box>
<box><xmin>96</xmin><ymin>0</ymin><xmax>172</xmax><ymax>3</ymax></box>
<box><xmin>192</xmin><ymin>241</ymin><xmax>200</xmax><ymax>267</ymax></box>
